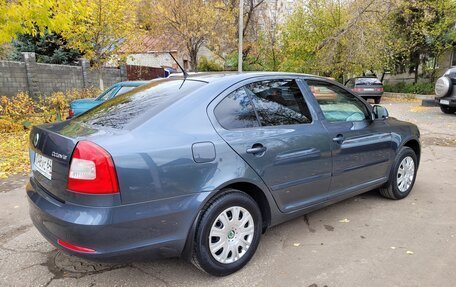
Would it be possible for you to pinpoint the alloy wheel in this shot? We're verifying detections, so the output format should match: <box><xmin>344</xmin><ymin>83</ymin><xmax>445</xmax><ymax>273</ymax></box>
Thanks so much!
<box><xmin>397</xmin><ymin>156</ymin><xmax>415</xmax><ymax>192</ymax></box>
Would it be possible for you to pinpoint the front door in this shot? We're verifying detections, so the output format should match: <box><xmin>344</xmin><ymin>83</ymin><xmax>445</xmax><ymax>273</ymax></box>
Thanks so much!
<box><xmin>304</xmin><ymin>79</ymin><xmax>393</xmax><ymax>195</ymax></box>
<box><xmin>213</xmin><ymin>78</ymin><xmax>332</xmax><ymax>213</ymax></box>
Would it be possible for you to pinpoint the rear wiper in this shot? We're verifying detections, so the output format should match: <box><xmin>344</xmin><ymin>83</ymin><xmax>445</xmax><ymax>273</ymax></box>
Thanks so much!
<box><xmin>169</xmin><ymin>52</ymin><xmax>188</xmax><ymax>89</ymax></box>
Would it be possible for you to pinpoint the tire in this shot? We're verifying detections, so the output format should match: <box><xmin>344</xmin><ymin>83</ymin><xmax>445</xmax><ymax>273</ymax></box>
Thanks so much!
<box><xmin>374</xmin><ymin>97</ymin><xmax>381</xmax><ymax>104</ymax></box>
<box><xmin>379</xmin><ymin>147</ymin><xmax>418</xmax><ymax>200</ymax></box>
<box><xmin>191</xmin><ymin>189</ymin><xmax>262</xmax><ymax>276</ymax></box>
<box><xmin>440</xmin><ymin>105</ymin><xmax>456</xmax><ymax>114</ymax></box>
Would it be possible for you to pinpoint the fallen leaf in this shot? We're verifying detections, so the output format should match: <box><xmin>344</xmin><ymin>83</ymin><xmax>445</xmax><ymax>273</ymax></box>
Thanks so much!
<box><xmin>293</xmin><ymin>243</ymin><xmax>301</xmax><ymax>247</ymax></box>
<box><xmin>13</xmin><ymin>205</ymin><xmax>19</xmax><ymax>209</ymax></box>
<box><xmin>339</xmin><ymin>218</ymin><xmax>350</xmax><ymax>223</ymax></box>
<box><xmin>406</xmin><ymin>250</ymin><xmax>414</xmax><ymax>255</ymax></box>
<box><xmin>390</xmin><ymin>246</ymin><xmax>396</xmax><ymax>250</ymax></box>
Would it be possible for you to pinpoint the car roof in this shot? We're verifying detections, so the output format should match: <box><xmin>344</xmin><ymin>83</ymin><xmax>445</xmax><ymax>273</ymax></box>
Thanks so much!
<box><xmin>167</xmin><ymin>71</ymin><xmax>332</xmax><ymax>84</ymax></box>
<box><xmin>350</xmin><ymin>76</ymin><xmax>379</xmax><ymax>79</ymax></box>
<box><xmin>116</xmin><ymin>81</ymin><xmax>149</xmax><ymax>86</ymax></box>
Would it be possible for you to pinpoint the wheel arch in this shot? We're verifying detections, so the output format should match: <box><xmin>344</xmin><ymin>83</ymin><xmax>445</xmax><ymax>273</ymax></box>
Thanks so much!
<box><xmin>181</xmin><ymin>180</ymin><xmax>273</xmax><ymax>260</ymax></box>
<box><xmin>402</xmin><ymin>138</ymin><xmax>421</xmax><ymax>166</ymax></box>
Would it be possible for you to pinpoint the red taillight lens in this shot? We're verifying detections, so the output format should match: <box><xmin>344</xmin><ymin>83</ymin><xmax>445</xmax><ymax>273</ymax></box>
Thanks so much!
<box><xmin>67</xmin><ymin>141</ymin><xmax>119</xmax><ymax>194</ymax></box>
<box><xmin>376</xmin><ymin>87</ymin><xmax>384</xmax><ymax>92</ymax></box>
<box><xmin>352</xmin><ymin>87</ymin><xmax>362</xmax><ymax>93</ymax></box>
<box><xmin>69</xmin><ymin>108</ymin><xmax>74</xmax><ymax>118</ymax></box>
<box><xmin>58</xmin><ymin>239</ymin><xmax>96</xmax><ymax>253</ymax></box>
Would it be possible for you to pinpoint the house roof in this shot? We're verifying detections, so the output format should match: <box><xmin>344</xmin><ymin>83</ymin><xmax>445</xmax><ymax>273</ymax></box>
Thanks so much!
<box><xmin>118</xmin><ymin>34</ymin><xmax>181</xmax><ymax>54</ymax></box>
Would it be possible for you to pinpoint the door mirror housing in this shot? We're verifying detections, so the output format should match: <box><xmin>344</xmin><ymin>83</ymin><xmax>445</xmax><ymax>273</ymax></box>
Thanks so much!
<box><xmin>372</xmin><ymin>105</ymin><xmax>389</xmax><ymax>120</ymax></box>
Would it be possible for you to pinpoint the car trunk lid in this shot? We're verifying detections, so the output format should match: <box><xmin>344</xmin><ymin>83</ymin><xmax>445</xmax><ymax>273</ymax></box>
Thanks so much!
<box><xmin>29</xmin><ymin>121</ymin><xmax>123</xmax><ymax>205</ymax></box>
<box><xmin>30</xmin><ymin>124</ymin><xmax>78</xmax><ymax>202</ymax></box>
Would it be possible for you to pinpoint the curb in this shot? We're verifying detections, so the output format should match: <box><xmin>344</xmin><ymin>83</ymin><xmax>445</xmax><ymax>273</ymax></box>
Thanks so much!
<box><xmin>421</xmin><ymin>99</ymin><xmax>439</xmax><ymax>107</ymax></box>
<box><xmin>383</xmin><ymin>92</ymin><xmax>435</xmax><ymax>100</ymax></box>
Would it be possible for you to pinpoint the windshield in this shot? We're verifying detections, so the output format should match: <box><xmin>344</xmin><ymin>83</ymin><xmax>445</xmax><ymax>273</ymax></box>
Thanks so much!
<box><xmin>74</xmin><ymin>79</ymin><xmax>206</xmax><ymax>130</ymax></box>
<box><xmin>355</xmin><ymin>78</ymin><xmax>382</xmax><ymax>86</ymax></box>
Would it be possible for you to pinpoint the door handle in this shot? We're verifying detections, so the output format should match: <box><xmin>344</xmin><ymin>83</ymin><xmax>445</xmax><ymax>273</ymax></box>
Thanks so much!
<box><xmin>246</xmin><ymin>144</ymin><xmax>267</xmax><ymax>155</ymax></box>
<box><xmin>332</xmin><ymin>134</ymin><xmax>345</xmax><ymax>144</ymax></box>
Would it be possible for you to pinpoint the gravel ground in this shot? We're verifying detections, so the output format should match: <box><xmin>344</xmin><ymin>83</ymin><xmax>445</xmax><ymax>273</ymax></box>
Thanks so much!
<box><xmin>0</xmin><ymin>98</ymin><xmax>455</xmax><ymax>287</ymax></box>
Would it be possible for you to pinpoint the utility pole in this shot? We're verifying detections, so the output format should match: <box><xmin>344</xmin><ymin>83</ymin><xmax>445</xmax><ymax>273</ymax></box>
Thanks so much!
<box><xmin>238</xmin><ymin>0</ymin><xmax>243</xmax><ymax>72</ymax></box>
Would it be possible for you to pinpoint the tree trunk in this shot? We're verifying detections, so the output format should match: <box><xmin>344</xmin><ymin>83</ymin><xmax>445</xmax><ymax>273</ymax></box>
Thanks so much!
<box><xmin>430</xmin><ymin>55</ymin><xmax>438</xmax><ymax>83</ymax></box>
<box><xmin>380</xmin><ymin>71</ymin><xmax>386</xmax><ymax>83</ymax></box>
<box><xmin>189</xmin><ymin>49</ymin><xmax>198</xmax><ymax>72</ymax></box>
<box><xmin>414</xmin><ymin>63</ymin><xmax>419</xmax><ymax>85</ymax></box>
<box><xmin>98</xmin><ymin>69</ymin><xmax>104</xmax><ymax>90</ymax></box>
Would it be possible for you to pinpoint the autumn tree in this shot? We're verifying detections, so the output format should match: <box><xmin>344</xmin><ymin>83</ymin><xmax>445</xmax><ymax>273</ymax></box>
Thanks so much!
<box><xmin>391</xmin><ymin>0</ymin><xmax>456</xmax><ymax>83</ymax></box>
<box><xmin>60</xmin><ymin>0</ymin><xmax>139</xmax><ymax>88</ymax></box>
<box><xmin>141</xmin><ymin>0</ymin><xmax>235</xmax><ymax>71</ymax></box>
<box><xmin>279</xmin><ymin>0</ymin><xmax>406</xmax><ymax>81</ymax></box>
<box><xmin>0</xmin><ymin>0</ymin><xmax>73</xmax><ymax>44</ymax></box>
<box><xmin>219</xmin><ymin>0</ymin><xmax>267</xmax><ymax>69</ymax></box>
<box><xmin>236</xmin><ymin>0</ymin><xmax>281</xmax><ymax>71</ymax></box>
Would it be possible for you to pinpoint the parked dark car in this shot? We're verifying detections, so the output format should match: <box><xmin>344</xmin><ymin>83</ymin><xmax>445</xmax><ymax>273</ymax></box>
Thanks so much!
<box><xmin>345</xmin><ymin>76</ymin><xmax>384</xmax><ymax>104</ymax></box>
<box><xmin>27</xmin><ymin>72</ymin><xmax>420</xmax><ymax>276</ymax></box>
<box><xmin>68</xmin><ymin>81</ymin><xmax>148</xmax><ymax>118</ymax></box>
<box><xmin>435</xmin><ymin>67</ymin><xmax>456</xmax><ymax>114</ymax></box>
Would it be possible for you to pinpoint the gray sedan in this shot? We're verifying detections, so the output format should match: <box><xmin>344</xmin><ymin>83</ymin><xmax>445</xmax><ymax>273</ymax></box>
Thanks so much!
<box><xmin>27</xmin><ymin>72</ymin><xmax>420</xmax><ymax>276</ymax></box>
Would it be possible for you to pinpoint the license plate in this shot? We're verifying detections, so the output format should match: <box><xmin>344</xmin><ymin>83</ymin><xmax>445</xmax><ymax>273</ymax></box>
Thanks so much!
<box><xmin>440</xmin><ymin>99</ymin><xmax>450</xmax><ymax>105</ymax></box>
<box><xmin>364</xmin><ymin>88</ymin><xmax>375</xmax><ymax>91</ymax></box>
<box><xmin>34</xmin><ymin>153</ymin><xmax>52</xmax><ymax>180</ymax></box>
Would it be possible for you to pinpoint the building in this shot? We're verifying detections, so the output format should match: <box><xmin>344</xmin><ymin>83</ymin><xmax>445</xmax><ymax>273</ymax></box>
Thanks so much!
<box><xmin>115</xmin><ymin>34</ymin><xmax>222</xmax><ymax>71</ymax></box>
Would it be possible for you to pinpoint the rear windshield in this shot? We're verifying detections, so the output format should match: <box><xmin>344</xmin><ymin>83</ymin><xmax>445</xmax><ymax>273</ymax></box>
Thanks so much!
<box><xmin>355</xmin><ymin>78</ymin><xmax>382</xmax><ymax>86</ymax></box>
<box><xmin>74</xmin><ymin>79</ymin><xmax>206</xmax><ymax>129</ymax></box>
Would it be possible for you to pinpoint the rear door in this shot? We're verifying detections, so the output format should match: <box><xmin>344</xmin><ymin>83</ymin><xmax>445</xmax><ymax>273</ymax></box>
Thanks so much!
<box><xmin>212</xmin><ymin>77</ymin><xmax>332</xmax><ymax>213</ymax></box>
<box><xmin>304</xmin><ymin>79</ymin><xmax>393</xmax><ymax>195</ymax></box>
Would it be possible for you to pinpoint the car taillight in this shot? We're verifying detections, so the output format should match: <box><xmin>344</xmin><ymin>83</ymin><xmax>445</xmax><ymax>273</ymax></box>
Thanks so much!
<box><xmin>67</xmin><ymin>141</ymin><xmax>119</xmax><ymax>194</ymax></box>
<box><xmin>69</xmin><ymin>108</ymin><xmax>74</xmax><ymax>118</ymax></box>
<box><xmin>376</xmin><ymin>87</ymin><xmax>384</xmax><ymax>92</ymax></box>
<box><xmin>352</xmin><ymin>87</ymin><xmax>363</xmax><ymax>93</ymax></box>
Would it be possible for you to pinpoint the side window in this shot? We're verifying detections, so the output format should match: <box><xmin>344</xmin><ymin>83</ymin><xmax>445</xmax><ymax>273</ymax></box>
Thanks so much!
<box><xmin>245</xmin><ymin>79</ymin><xmax>312</xmax><ymax>126</ymax></box>
<box><xmin>97</xmin><ymin>86</ymin><xmax>117</xmax><ymax>101</ymax></box>
<box><xmin>115</xmin><ymin>86</ymin><xmax>136</xmax><ymax>97</ymax></box>
<box><xmin>214</xmin><ymin>88</ymin><xmax>260</xmax><ymax>129</ymax></box>
<box><xmin>306</xmin><ymin>80</ymin><xmax>370</xmax><ymax>122</ymax></box>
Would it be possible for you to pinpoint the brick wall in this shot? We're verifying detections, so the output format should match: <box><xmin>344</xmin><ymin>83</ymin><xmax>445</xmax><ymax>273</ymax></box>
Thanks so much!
<box><xmin>0</xmin><ymin>52</ymin><xmax>126</xmax><ymax>97</ymax></box>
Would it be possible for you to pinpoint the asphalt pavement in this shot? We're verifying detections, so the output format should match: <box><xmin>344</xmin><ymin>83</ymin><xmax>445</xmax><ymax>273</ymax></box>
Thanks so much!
<box><xmin>1</xmin><ymin>98</ymin><xmax>455</xmax><ymax>287</ymax></box>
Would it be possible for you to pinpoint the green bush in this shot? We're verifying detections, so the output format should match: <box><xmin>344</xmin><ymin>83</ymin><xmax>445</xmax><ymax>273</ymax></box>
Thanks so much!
<box><xmin>0</xmin><ymin>89</ymin><xmax>99</xmax><ymax>179</ymax></box>
<box><xmin>384</xmin><ymin>82</ymin><xmax>434</xmax><ymax>95</ymax></box>
<box><xmin>198</xmin><ymin>56</ymin><xmax>223</xmax><ymax>72</ymax></box>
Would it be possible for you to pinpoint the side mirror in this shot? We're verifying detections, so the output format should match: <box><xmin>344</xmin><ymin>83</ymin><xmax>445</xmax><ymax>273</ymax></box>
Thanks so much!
<box><xmin>372</xmin><ymin>105</ymin><xmax>389</xmax><ymax>120</ymax></box>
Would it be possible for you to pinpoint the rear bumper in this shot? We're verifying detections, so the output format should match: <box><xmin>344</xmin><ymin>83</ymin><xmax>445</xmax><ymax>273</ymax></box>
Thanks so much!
<box><xmin>27</xmin><ymin>178</ymin><xmax>209</xmax><ymax>262</ymax></box>
<box><xmin>358</xmin><ymin>92</ymin><xmax>383</xmax><ymax>98</ymax></box>
<box><xmin>435</xmin><ymin>96</ymin><xmax>456</xmax><ymax>107</ymax></box>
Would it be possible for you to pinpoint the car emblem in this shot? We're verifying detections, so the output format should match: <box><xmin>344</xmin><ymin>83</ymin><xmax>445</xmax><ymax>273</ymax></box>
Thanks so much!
<box><xmin>33</xmin><ymin>133</ymin><xmax>40</xmax><ymax>147</ymax></box>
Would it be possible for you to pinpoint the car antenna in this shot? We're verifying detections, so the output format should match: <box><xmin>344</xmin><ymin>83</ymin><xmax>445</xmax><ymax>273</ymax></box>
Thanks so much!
<box><xmin>168</xmin><ymin>52</ymin><xmax>189</xmax><ymax>89</ymax></box>
<box><xmin>169</xmin><ymin>52</ymin><xmax>188</xmax><ymax>78</ymax></box>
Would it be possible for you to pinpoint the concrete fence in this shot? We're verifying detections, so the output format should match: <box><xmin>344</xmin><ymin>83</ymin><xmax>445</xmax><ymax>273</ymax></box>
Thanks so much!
<box><xmin>0</xmin><ymin>52</ymin><xmax>127</xmax><ymax>97</ymax></box>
